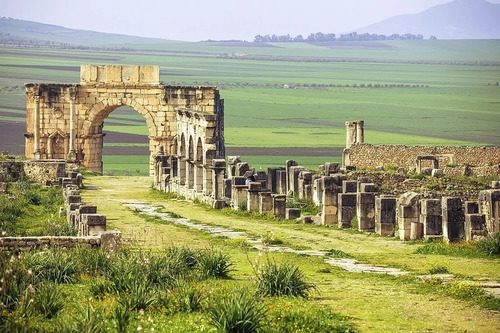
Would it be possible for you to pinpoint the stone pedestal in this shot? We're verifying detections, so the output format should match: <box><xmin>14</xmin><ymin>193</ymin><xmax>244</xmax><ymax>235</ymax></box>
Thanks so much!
<box><xmin>338</xmin><ymin>193</ymin><xmax>357</xmax><ymax>228</ymax></box>
<box><xmin>232</xmin><ymin>185</ymin><xmax>248</xmax><ymax>210</ymax></box>
<box><xmin>465</xmin><ymin>214</ymin><xmax>487</xmax><ymax>241</ymax></box>
<box><xmin>375</xmin><ymin>195</ymin><xmax>396</xmax><ymax>236</ymax></box>
<box><xmin>478</xmin><ymin>189</ymin><xmax>500</xmax><ymax>234</ymax></box>
<box><xmin>247</xmin><ymin>182</ymin><xmax>262</xmax><ymax>212</ymax></box>
<box><xmin>420</xmin><ymin>199</ymin><xmax>442</xmax><ymax>238</ymax></box>
<box><xmin>259</xmin><ymin>192</ymin><xmax>273</xmax><ymax>214</ymax></box>
<box><xmin>286</xmin><ymin>208</ymin><xmax>301</xmax><ymax>220</ymax></box>
<box><xmin>442</xmin><ymin>197</ymin><xmax>465</xmax><ymax>243</ymax></box>
<box><xmin>397</xmin><ymin>192</ymin><xmax>421</xmax><ymax>241</ymax></box>
<box><xmin>321</xmin><ymin>176</ymin><xmax>340</xmax><ymax>225</ymax></box>
<box><xmin>357</xmin><ymin>192</ymin><xmax>376</xmax><ymax>232</ymax></box>
<box><xmin>272</xmin><ymin>194</ymin><xmax>286</xmax><ymax>219</ymax></box>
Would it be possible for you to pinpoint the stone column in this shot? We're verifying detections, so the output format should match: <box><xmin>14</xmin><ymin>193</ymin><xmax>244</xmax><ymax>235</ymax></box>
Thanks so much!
<box><xmin>356</xmin><ymin>120</ymin><xmax>365</xmax><ymax>144</ymax></box>
<box><xmin>272</xmin><ymin>194</ymin><xmax>286</xmax><ymax>219</ymax></box>
<box><xmin>338</xmin><ymin>193</ymin><xmax>357</xmax><ymax>228</ymax></box>
<box><xmin>356</xmin><ymin>187</ymin><xmax>376</xmax><ymax>232</ymax></box>
<box><xmin>67</xmin><ymin>88</ymin><xmax>77</xmax><ymax>160</ymax></box>
<box><xmin>33</xmin><ymin>94</ymin><xmax>41</xmax><ymax>159</ymax></box>
<box><xmin>420</xmin><ymin>199</ymin><xmax>442</xmax><ymax>240</ymax></box>
<box><xmin>397</xmin><ymin>192</ymin><xmax>421</xmax><ymax>241</ymax></box>
<box><xmin>285</xmin><ymin>160</ymin><xmax>297</xmax><ymax>194</ymax></box>
<box><xmin>321</xmin><ymin>176</ymin><xmax>340</xmax><ymax>225</ymax></box>
<box><xmin>212</xmin><ymin>159</ymin><xmax>226</xmax><ymax>201</ymax></box>
<box><xmin>442</xmin><ymin>197</ymin><xmax>465</xmax><ymax>243</ymax></box>
<box><xmin>345</xmin><ymin>121</ymin><xmax>357</xmax><ymax>149</ymax></box>
<box><xmin>259</xmin><ymin>192</ymin><xmax>273</xmax><ymax>214</ymax></box>
<box><xmin>478</xmin><ymin>189</ymin><xmax>500</xmax><ymax>234</ymax></box>
<box><xmin>375</xmin><ymin>195</ymin><xmax>397</xmax><ymax>236</ymax></box>
<box><xmin>247</xmin><ymin>182</ymin><xmax>262</xmax><ymax>212</ymax></box>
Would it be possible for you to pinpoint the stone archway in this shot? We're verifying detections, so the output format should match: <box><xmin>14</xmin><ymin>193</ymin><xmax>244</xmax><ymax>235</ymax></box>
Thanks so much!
<box><xmin>25</xmin><ymin>64</ymin><xmax>225</xmax><ymax>176</ymax></box>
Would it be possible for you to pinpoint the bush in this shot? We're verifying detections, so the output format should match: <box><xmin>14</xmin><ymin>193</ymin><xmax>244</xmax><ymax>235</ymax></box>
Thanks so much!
<box><xmin>198</xmin><ymin>249</ymin><xmax>232</xmax><ymax>279</ymax></box>
<box><xmin>25</xmin><ymin>250</ymin><xmax>79</xmax><ymax>284</ymax></box>
<box><xmin>475</xmin><ymin>234</ymin><xmax>500</xmax><ymax>256</ymax></box>
<box><xmin>24</xmin><ymin>190</ymin><xmax>42</xmax><ymax>205</ymax></box>
<box><xmin>33</xmin><ymin>283</ymin><xmax>64</xmax><ymax>319</ymax></box>
<box><xmin>208</xmin><ymin>290</ymin><xmax>266</xmax><ymax>333</ymax></box>
<box><xmin>111</xmin><ymin>303</ymin><xmax>132</xmax><ymax>333</ymax></box>
<box><xmin>118</xmin><ymin>279</ymin><xmax>158</xmax><ymax>311</ymax></box>
<box><xmin>428</xmin><ymin>265</ymin><xmax>450</xmax><ymax>274</ymax></box>
<box><xmin>89</xmin><ymin>278</ymin><xmax>113</xmax><ymax>300</ymax></box>
<box><xmin>256</xmin><ymin>261</ymin><xmax>315</xmax><ymax>298</ymax></box>
<box><xmin>74</xmin><ymin>247</ymin><xmax>113</xmax><ymax>276</ymax></box>
<box><xmin>175</xmin><ymin>283</ymin><xmax>204</xmax><ymax>313</ymax></box>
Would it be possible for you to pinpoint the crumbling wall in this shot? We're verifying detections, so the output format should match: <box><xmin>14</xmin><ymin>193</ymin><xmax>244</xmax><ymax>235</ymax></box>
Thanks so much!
<box><xmin>0</xmin><ymin>160</ymin><xmax>66</xmax><ymax>183</ymax></box>
<box><xmin>344</xmin><ymin>144</ymin><xmax>500</xmax><ymax>175</ymax></box>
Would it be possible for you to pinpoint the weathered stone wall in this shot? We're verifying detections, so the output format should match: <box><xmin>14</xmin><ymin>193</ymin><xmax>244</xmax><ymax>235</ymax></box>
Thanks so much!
<box><xmin>0</xmin><ymin>160</ymin><xmax>66</xmax><ymax>183</ymax></box>
<box><xmin>344</xmin><ymin>144</ymin><xmax>500</xmax><ymax>175</ymax></box>
<box><xmin>0</xmin><ymin>236</ymin><xmax>100</xmax><ymax>251</ymax></box>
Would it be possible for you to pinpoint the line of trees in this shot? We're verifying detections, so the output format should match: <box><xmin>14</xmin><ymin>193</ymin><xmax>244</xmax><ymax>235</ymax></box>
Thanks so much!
<box><xmin>254</xmin><ymin>32</ymin><xmax>431</xmax><ymax>43</ymax></box>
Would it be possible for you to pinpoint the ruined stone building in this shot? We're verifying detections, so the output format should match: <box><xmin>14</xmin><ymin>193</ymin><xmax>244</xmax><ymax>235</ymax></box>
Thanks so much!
<box><xmin>25</xmin><ymin>64</ymin><xmax>225</xmax><ymax>204</ymax></box>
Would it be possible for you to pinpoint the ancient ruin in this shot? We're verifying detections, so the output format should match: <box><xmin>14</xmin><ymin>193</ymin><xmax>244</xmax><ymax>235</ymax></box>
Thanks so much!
<box><xmin>24</xmin><ymin>64</ymin><xmax>224</xmax><ymax>177</ymax></box>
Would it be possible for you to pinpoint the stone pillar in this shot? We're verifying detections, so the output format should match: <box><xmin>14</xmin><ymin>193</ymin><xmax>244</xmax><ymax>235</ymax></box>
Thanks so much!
<box><xmin>286</xmin><ymin>208</ymin><xmax>301</xmax><ymax>220</ymax></box>
<box><xmin>478</xmin><ymin>189</ymin><xmax>500</xmax><ymax>234</ymax></box>
<box><xmin>321</xmin><ymin>176</ymin><xmax>340</xmax><ymax>225</ymax></box>
<box><xmin>33</xmin><ymin>94</ymin><xmax>41</xmax><ymax>159</ymax></box>
<box><xmin>194</xmin><ymin>163</ymin><xmax>203</xmax><ymax>192</ymax></box>
<box><xmin>247</xmin><ymin>182</ymin><xmax>262</xmax><ymax>212</ymax></box>
<box><xmin>298</xmin><ymin>171</ymin><xmax>312</xmax><ymax>199</ymax></box>
<box><xmin>397</xmin><ymin>192</ymin><xmax>421</xmax><ymax>241</ymax></box>
<box><xmin>212</xmin><ymin>159</ymin><xmax>226</xmax><ymax>208</ymax></box>
<box><xmin>288</xmin><ymin>165</ymin><xmax>304</xmax><ymax>197</ymax></box>
<box><xmin>272</xmin><ymin>194</ymin><xmax>286</xmax><ymax>219</ymax></box>
<box><xmin>67</xmin><ymin>89</ymin><xmax>77</xmax><ymax>160</ymax></box>
<box><xmin>285</xmin><ymin>160</ymin><xmax>298</xmax><ymax>194</ymax></box>
<box><xmin>223</xmin><ymin>179</ymin><xmax>232</xmax><ymax>199</ymax></box>
<box><xmin>313</xmin><ymin>178</ymin><xmax>323</xmax><ymax>206</ymax></box>
<box><xmin>420</xmin><ymin>199</ymin><xmax>442</xmax><ymax>239</ymax></box>
<box><xmin>178</xmin><ymin>158</ymin><xmax>186</xmax><ymax>185</ymax></box>
<box><xmin>338</xmin><ymin>193</ymin><xmax>356</xmax><ymax>228</ymax></box>
<box><xmin>345</xmin><ymin>121</ymin><xmax>357</xmax><ymax>149</ymax></box>
<box><xmin>276</xmin><ymin>170</ymin><xmax>287</xmax><ymax>195</ymax></box>
<box><xmin>356</xmin><ymin>120</ymin><xmax>365</xmax><ymax>144</ymax></box>
<box><xmin>375</xmin><ymin>195</ymin><xmax>397</xmax><ymax>236</ymax></box>
<box><xmin>227</xmin><ymin>156</ymin><xmax>241</xmax><ymax>178</ymax></box>
<box><xmin>465</xmin><ymin>214</ymin><xmax>487</xmax><ymax>241</ymax></box>
<box><xmin>268</xmin><ymin>167</ymin><xmax>284</xmax><ymax>193</ymax></box>
<box><xmin>442</xmin><ymin>197</ymin><xmax>465</xmax><ymax>243</ymax></box>
<box><xmin>356</xmin><ymin>184</ymin><xmax>377</xmax><ymax>232</ymax></box>
<box><xmin>342</xmin><ymin>180</ymin><xmax>358</xmax><ymax>194</ymax></box>
<box><xmin>259</xmin><ymin>192</ymin><xmax>273</xmax><ymax>214</ymax></box>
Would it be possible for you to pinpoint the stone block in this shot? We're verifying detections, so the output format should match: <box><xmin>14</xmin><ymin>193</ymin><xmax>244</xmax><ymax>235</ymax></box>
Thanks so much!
<box><xmin>410</xmin><ymin>222</ymin><xmax>424</xmax><ymax>240</ymax></box>
<box><xmin>67</xmin><ymin>195</ymin><xmax>81</xmax><ymax>204</ymax></box>
<box><xmin>420</xmin><ymin>199</ymin><xmax>441</xmax><ymax>216</ymax></box>
<box><xmin>360</xmin><ymin>183</ymin><xmax>377</xmax><ymax>193</ymax></box>
<box><xmin>259</xmin><ymin>192</ymin><xmax>273</xmax><ymax>214</ymax></box>
<box><xmin>464</xmin><ymin>201</ymin><xmax>479</xmax><ymax>214</ymax></box>
<box><xmin>357</xmin><ymin>192</ymin><xmax>376</xmax><ymax>232</ymax></box>
<box><xmin>303</xmin><ymin>216</ymin><xmax>314</xmax><ymax>224</ymax></box>
<box><xmin>478</xmin><ymin>189</ymin><xmax>500</xmax><ymax>234</ymax></box>
<box><xmin>421</xmin><ymin>215</ymin><xmax>442</xmax><ymax>236</ymax></box>
<box><xmin>79</xmin><ymin>205</ymin><xmax>97</xmax><ymax>214</ymax></box>
<box><xmin>442</xmin><ymin>197</ymin><xmax>465</xmax><ymax>242</ymax></box>
<box><xmin>248</xmin><ymin>182</ymin><xmax>262</xmax><ymax>191</ymax></box>
<box><xmin>338</xmin><ymin>193</ymin><xmax>357</xmax><ymax>228</ymax></box>
<box><xmin>342</xmin><ymin>180</ymin><xmax>357</xmax><ymax>193</ymax></box>
<box><xmin>376</xmin><ymin>223</ymin><xmax>395</xmax><ymax>237</ymax></box>
<box><xmin>272</xmin><ymin>195</ymin><xmax>286</xmax><ymax>219</ymax></box>
<box><xmin>286</xmin><ymin>208</ymin><xmax>301</xmax><ymax>220</ymax></box>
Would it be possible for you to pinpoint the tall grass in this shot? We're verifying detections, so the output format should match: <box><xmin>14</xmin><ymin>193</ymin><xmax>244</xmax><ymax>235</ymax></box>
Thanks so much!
<box><xmin>198</xmin><ymin>249</ymin><xmax>232</xmax><ymax>279</ymax></box>
<box><xmin>208</xmin><ymin>290</ymin><xmax>266</xmax><ymax>333</ymax></box>
<box><xmin>255</xmin><ymin>261</ymin><xmax>315</xmax><ymax>298</ymax></box>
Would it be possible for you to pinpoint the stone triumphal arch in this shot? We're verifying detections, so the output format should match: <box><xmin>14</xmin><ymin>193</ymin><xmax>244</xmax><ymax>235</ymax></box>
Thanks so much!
<box><xmin>25</xmin><ymin>64</ymin><xmax>226</xmax><ymax>204</ymax></box>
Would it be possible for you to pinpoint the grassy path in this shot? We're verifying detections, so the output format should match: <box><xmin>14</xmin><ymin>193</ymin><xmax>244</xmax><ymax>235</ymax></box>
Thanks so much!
<box><xmin>81</xmin><ymin>176</ymin><xmax>500</xmax><ymax>333</ymax></box>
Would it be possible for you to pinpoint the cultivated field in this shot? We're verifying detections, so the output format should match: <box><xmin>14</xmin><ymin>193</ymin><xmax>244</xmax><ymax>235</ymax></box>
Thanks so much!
<box><xmin>0</xmin><ymin>40</ymin><xmax>499</xmax><ymax>173</ymax></box>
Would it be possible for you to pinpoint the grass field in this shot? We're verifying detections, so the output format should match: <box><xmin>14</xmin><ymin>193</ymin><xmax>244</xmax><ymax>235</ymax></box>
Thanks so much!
<box><xmin>0</xmin><ymin>40</ymin><xmax>499</xmax><ymax>174</ymax></box>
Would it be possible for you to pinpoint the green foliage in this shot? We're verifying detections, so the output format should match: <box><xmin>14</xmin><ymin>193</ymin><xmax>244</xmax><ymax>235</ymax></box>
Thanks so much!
<box><xmin>266</xmin><ymin>299</ymin><xmax>357</xmax><ymax>333</ymax></box>
<box><xmin>0</xmin><ymin>195</ymin><xmax>25</xmax><ymax>235</ymax></box>
<box><xmin>174</xmin><ymin>282</ymin><xmax>205</xmax><ymax>313</ymax></box>
<box><xmin>255</xmin><ymin>261</ymin><xmax>315</xmax><ymax>298</ymax></box>
<box><xmin>475</xmin><ymin>233</ymin><xmax>500</xmax><ymax>256</ymax></box>
<box><xmin>286</xmin><ymin>198</ymin><xmax>319</xmax><ymax>216</ymax></box>
<box><xmin>326</xmin><ymin>249</ymin><xmax>352</xmax><ymax>258</ymax></box>
<box><xmin>117</xmin><ymin>279</ymin><xmax>158</xmax><ymax>311</ymax></box>
<box><xmin>415</xmin><ymin>242</ymin><xmax>480</xmax><ymax>258</ymax></box>
<box><xmin>198</xmin><ymin>249</ymin><xmax>232</xmax><ymax>279</ymax></box>
<box><xmin>70</xmin><ymin>303</ymin><xmax>106</xmax><ymax>333</ymax></box>
<box><xmin>89</xmin><ymin>278</ymin><xmax>113</xmax><ymax>300</ymax></box>
<box><xmin>25</xmin><ymin>250</ymin><xmax>79</xmax><ymax>284</ymax></box>
<box><xmin>208</xmin><ymin>290</ymin><xmax>266</xmax><ymax>333</ymax></box>
<box><xmin>32</xmin><ymin>283</ymin><xmax>64</xmax><ymax>319</ymax></box>
<box><xmin>0</xmin><ymin>255</ymin><xmax>33</xmax><ymax>311</ymax></box>
<box><xmin>111</xmin><ymin>303</ymin><xmax>132</xmax><ymax>333</ymax></box>
<box><xmin>427</xmin><ymin>265</ymin><xmax>450</xmax><ymax>275</ymax></box>
<box><xmin>260</xmin><ymin>231</ymin><xmax>284</xmax><ymax>246</ymax></box>
<box><xmin>74</xmin><ymin>247</ymin><xmax>113</xmax><ymax>276</ymax></box>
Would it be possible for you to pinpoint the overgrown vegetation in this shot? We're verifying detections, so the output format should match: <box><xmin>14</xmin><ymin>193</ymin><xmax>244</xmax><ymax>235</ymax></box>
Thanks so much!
<box><xmin>0</xmin><ymin>181</ymin><xmax>74</xmax><ymax>237</ymax></box>
<box><xmin>0</xmin><ymin>246</ymin><xmax>349</xmax><ymax>332</ymax></box>
<box><xmin>415</xmin><ymin>236</ymin><xmax>500</xmax><ymax>258</ymax></box>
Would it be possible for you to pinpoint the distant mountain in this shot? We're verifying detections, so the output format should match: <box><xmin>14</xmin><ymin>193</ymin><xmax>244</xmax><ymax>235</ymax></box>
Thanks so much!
<box><xmin>357</xmin><ymin>0</ymin><xmax>500</xmax><ymax>39</ymax></box>
<box><xmin>0</xmin><ymin>17</ymin><xmax>171</xmax><ymax>46</ymax></box>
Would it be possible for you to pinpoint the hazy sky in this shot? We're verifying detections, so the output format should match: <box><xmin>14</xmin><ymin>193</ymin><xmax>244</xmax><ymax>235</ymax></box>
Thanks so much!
<box><xmin>1</xmin><ymin>0</ymin><xmax>500</xmax><ymax>41</ymax></box>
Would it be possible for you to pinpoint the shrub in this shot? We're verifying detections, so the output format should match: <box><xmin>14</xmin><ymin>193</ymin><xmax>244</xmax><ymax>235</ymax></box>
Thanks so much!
<box><xmin>475</xmin><ymin>234</ymin><xmax>500</xmax><ymax>256</ymax></box>
<box><xmin>165</xmin><ymin>246</ymin><xmax>199</xmax><ymax>269</ymax></box>
<box><xmin>198</xmin><ymin>249</ymin><xmax>232</xmax><ymax>279</ymax></box>
<box><xmin>33</xmin><ymin>283</ymin><xmax>64</xmax><ymax>319</ymax></box>
<box><xmin>118</xmin><ymin>279</ymin><xmax>158</xmax><ymax>311</ymax></box>
<box><xmin>0</xmin><ymin>258</ymin><xmax>33</xmax><ymax>311</ymax></box>
<box><xmin>24</xmin><ymin>190</ymin><xmax>42</xmax><ymax>205</ymax></box>
<box><xmin>256</xmin><ymin>261</ymin><xmax>315</xmax><ymax>298</ymax></box>
<box><xmin>89</xmin><ymin>278</ymin><xmax>113</xmax><ymax>300</ymax></box>
<box><xmin>427</xmin><ymin>265</ymin><xmax>450</xmax><ymax>274</ymax></box>
<box><xmin>111</xmin><ymin>303</ymin><xmax>132</xmax><ymax>333</ymax></box>
<box><xmin>25</xmin><ymin>250</ymin><xmax>79</xmax><ymax>284</ymax></box>
<box><xmin>74</xmin><ymin>247</ymin><xmax>113</xmax><ymax>276</ymax></box>
<box><xmin>208</xmin><ymin>290</ymin><xmax>266</xmax><ymax>333</ymax></box>
<box><xmin>175</xmin><ymin>283</ymin><xmax>204</xmax><ymax>313</ymax></box>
